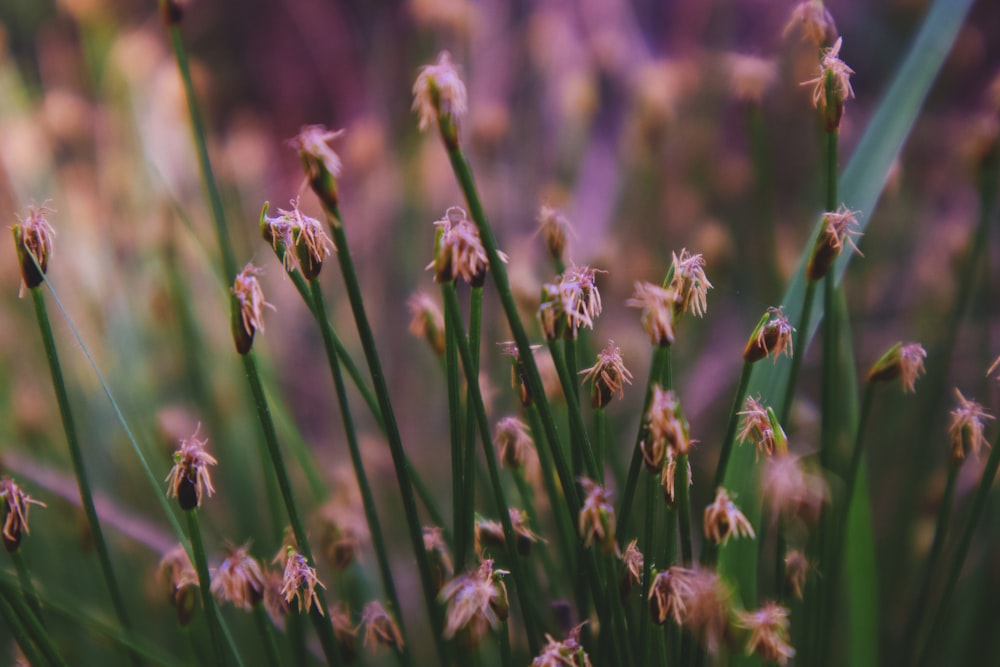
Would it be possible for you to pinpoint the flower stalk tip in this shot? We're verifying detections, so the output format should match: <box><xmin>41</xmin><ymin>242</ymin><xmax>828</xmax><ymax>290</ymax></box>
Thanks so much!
<box><xmin>413</xmin><ymin>51</ymin><xmax>468</xmax><ymax>148</ymax></box>
<box><xmin>289</xmin><ymin>125</ymin><xmax>345</xmax><ymax>213</ymax></box>
<box><xmin>0</xmin><ymin>476</ymin><xmax>46</xmax><ymax>552</ymax></box>
<box><xmin>165</xmin><ymin>427</ymin><xmax>218</xmax><ymax>511</ymax></box>
<box><xmin>867</xmin><ymin>342</ymin><xmax>927</xmax><ymax>393</ymax></box>
<box><xmin>12</xmin><ymin>205</ymin><xmax>56</xmax><ymax>291</ymax></box>
<box><xmin>802</xmin><ymin>36</ymin><xmax>855</xmax><ymax>132</ymax></box>
<box><xmin>579</xmin><ymin>341</ymin><xmax>633</xmax><ymax>408</ymax></box>
<box><xmin>806</xmin><ymin>204</ymin><xmax>862</xmax><ymax>281</ymax></box>
<box><xmin>231</xmin><ymin>263</ymin><xmax>274</xmax><ymax>355</ymax></box>
<box><xmin>743</xmin><ymin>307</ymin><xmax>794</xmax><ymax>363</ymax></box>
<box><xmin>275</xmin><ymin>545</ymin><xmax>326</xmax><ymax>615</ymax></box>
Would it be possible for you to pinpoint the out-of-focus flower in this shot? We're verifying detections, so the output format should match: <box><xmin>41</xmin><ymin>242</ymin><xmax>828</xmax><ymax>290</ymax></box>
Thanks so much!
<box><xmin>627</xmin><ymin>281</ymin><xmax>677</xmax><ymax>347</ymax></box>
<box><xmin>703</xmin><ymin>487</ymin><xmax>755</xmax><ymax>545</ymax></box>
<box><xmin>725</xmin><ymin>54</ymin><xmax>778</xmax><ymax>105</ymax></box>
<box><xmin>440</xmin><ymin>559</ymin><xmax>509</xmax><ymax>644</ymax></box>
<box><xmin>531</xmin><ymin>625</ymin><xmax>593</xmax><ymax>666</ymax></box>
<box><xmin>649</xmin><ymin>567</ymin><xmax>730</xmax><ymax>652</ymax></box>
<box><xmin>0</xmin><ymin>476</ymin><xmax>45</xmax><ymax>552</ymax></box>
<box><xmin>761</xmin><ymin>456</ymin><xmax>829</xmax><ymax>526</ymax></box>
<box><xmin>579</xmin><ymin>341</ymin><xmax>633</xmax><ymax>408</ymax></box>
<box><xmin>360</xmin><ymin>600</ymin><xmax>404</xmax><ymax>650</ymax></box>
<box><xmin>413</xmin><ymin>51</ymin><xmax>468</xmax><ymax>141</ymax></box>
<box><xmin>231</xmin><ymin>263</ymin><xmax>274</xmax><ymax>355</ymax></box>
<box><xmin>948</xmin><ymin>388</ymin><xmax>994</xmax><ymax>461</ymax></box>
<box><xmin>536</xmin><ymin>205</ymin><xmax>572</xmax><ymax>264</ymax></box>
<box><xmin>274</xmin><ymin>546</ymin><xmax>326</xmax><ymax>615</ymax></box>
<box><xmin>737</xmin><ymin>602</ymin><xmax>796</xmax><ymax>665</ymax></box>
<box><xmin>158</xmin><ymin>544</ymin><xmax>199</xmax><ymax>626</ymax></box>
<box><xmin>807</xmin><ymin>205</ymin><xmax>862</xmax><ymax>281</ymax></box>
<box><xmin>737</xmin><ymin>397</ymin><xmax>786</xmax><ymax>459</ymax></box>
<box><xmin>867</xmin><ymin>342</ymin><xmax>927</xmax><ymax>393</ymax></box>
<box><xmin>212</xmin><ymin>543</ymin><xmax>265</xmax><ymax>610</ymax></box>
<box><xmin>578</xmin><ymin>478</ymin><xmax>615</xmax><ymax>552</ymax></box>
<box><xmin>12</xmin><ymin>204</ymin><xmax>56</xmax><ymax>290</ymax></box>
<box><xmin>407</xmin><ymin>291</ymin><xmax>446</xmax><ymax>356</ymax></box>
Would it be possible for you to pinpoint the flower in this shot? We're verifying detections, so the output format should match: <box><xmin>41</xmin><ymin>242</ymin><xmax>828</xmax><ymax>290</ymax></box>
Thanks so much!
<box><xmin>0</xmin><ymin>476</ymin><xmax>46</xmax><ymax>552</ymax></box>
<box><xmin>440</xmin><ymin>559</ymin><xmax>509</xmax><ymax>644</ymax></box>
<box><xmin>212</xmin><ymin>543</ymin><xmax>265</xmax><ymax>610</ymax></box>
<box><xmin>737</xmin><ymin>396</ymin><xmax>786</xmax><ymax>459</ymax></box>
<box><xmin>668</xmin><ymin>249</ymin><xmax>713</xmax><ymax>318</ymax></box>
<box><xmin>661</xmin><ymin>450</ymin><xmax>692</xmax><ymax>503</ymax></box>
<box><xmin>274</xmin><ymin>546</ymin><xmax>326</xmax><ymax>615</ymax></box>
<box><xmin>737</xmin><ymin>602</ymin><xmax>796</xmax><ymax>665</ymax></box>
<box><xmin>703</xmin><ymin>487</ymin><xmax>756</xmax><ymax>545</ymax></box>
<box><xmin>761</xmin><ymin>456</ymin><xmax>829</xmax><ymax>526</ymax></box>
<box><xmin>801</xmin><ymin>37</ymin><xmax>855</xmax><ymax>131</ymax></box>
<box><xmin>12</xmin><ymin>204</ymin><xmax>56</xmax><ymax>290</ymax></box>
<box><xmin>948</xmin><ymin>388</ymin><xmax>994</xmax><ymax>460</ymax></box>
<box><xmin>578</xmin><ymin>477</ymin><xmax>615</xmax><ymax>551</ymax></box>
<box><xmin>360</xmin><ymin>600</ymin><xmax>404</xmax><ymax>650</ymax></box>
<box><xmin>620</xmin><ymin>539</ymin><xmax>644</xmax><ymax>597</ymax></box>
<box><xmin>579</xmin><ymin>341</ymin><xmax>633</xmax><ymax>408</ymax></box>
<box><xmin>261</xmin><ymin>200</ymin><xmax>334</xmax><ymax>279</ymax></box>
<box><xmin>427</xmin><ymin>206</ymin><xmax>494</xmax><ymax>285</ymax></box>
<box><xmin>867</xmin><ymin>342</ymin><xmax>927</xmax><ymax>393</ymax></box>
<box><xmin>328</xmin><ymin>603</ymin><xmax>359</xmax><ymax>662</ymax></box>
<box><xmin>807</xmin><ymin>205</ymin><xmax>862</xmax><ymax>281</ymax></box>
<box><xmin>158</xmin><ymin>544</ymin><xmax>199</xmax><ymax>626</ymax></box>
<box><xmin>538</xmin><ymin>266</ymin><xmax>604</xmax><ymax>340</ymax></box>
<box><xmin>407</xmin><ymin>291</ymin><xmax>446</xmax><ymax>356</ymax></box>
<box><xmin>725</xmin><ymin>53</ymin><xmax>777</xmax><ymax>105</ymax></box>
<box><xmin>493</xmin><ymin>416</ymin><xmax>535</xmax><ymax>469</ymax></box>
<box><xmin>642</xmin><ymin>386</ymin><xmax>690</xmax><ymax>472</ymax></box>
<box><xmin>649</xmin><ymin>567</ymin><xmax>729</xmax><ymax>651</ymax></box>
<box><xmin>289</xmin><ymin>125</ymin><xmax>345</xmax><ymax>181</ymax></box>
<box><xmin>413</xmin><ymin>51</ymin><xmax>468</xmax><ymax>136</ymax></box>
<box><xmin>627</xmin><ymin>281</ymin><xmax>677</xmax><ymax>347</ymax></box>
<box><xmin>424</xmin><ymin>526</ymin><xmax>454</xmax><ymax>591</ymax></box>
<box><xmin>164</xmin><ymin>427</ymin><xmax>218</xmax><ymax>510</ymax></box>
<box><xmin>231</xmin><ymin>263</ymin><xmax>274</xmax><ymax>355</ymax></box>
<box><xmin>783</xmin><ymin>0</ymin><xmax>837</xmax><ymax>46</ymax></box>
<box><xmin>784</xmin><ymin>551</ymin><xmax>810</xmax><ymax>600</ymax></box>
<box><xmin>475</xmin><ymin>508</ymin><xmax>544</xmax><ymax>556</ymax></box>
<box><xmin>531</xmin><ymin>625</ymin><xmax>593</xmax><ymax>667</ymax></box>
<box><xmin>744</xmin><ymin>307</ymin><xmax>794</xmax><ymax>363</ymax></box>
<box><xmin>536</xmin><ymin>205</ymin><xmax>572</xmax><ymax>263</ymax></box>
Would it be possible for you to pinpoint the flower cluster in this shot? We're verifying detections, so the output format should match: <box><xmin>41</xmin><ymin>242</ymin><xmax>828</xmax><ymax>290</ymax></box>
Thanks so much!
<box><xmin>275</xmin><ymin>546</ymin><xmax>326</xmax><ymax>615</ymax></box>
<box><xmin>668</xmin><ymin>249</ymin><xmax>713</xmax><ymax>318</ymax></box>
<box><xmin>807</xmin><ymin>205</ymin><xmax>862</xmax><ymax>281</ymax></box>
<box><xmin>427</xmin><ymin>206</ymin><xmax>494</xmax><ymax>285</ymax></box>
<box><xmin>579</xmin><ymin>340</ymin><xmax>633</xmax><ymax>408</ymax></box>
<box><xmin>641</xmin><ymin>386</ymin><xmax>694</xmax><ymax>504</ymax></box>
<box><xmin>531</xmin><ymin>625</ymin><xmax>593</xmax><ymax>667</ymax></box>
<box><xmin>948</xmin><ymin>388</ymin><xmax>994</xmax><ymax>461</ymax></box>
<box><xmin>261</xmin><ymin>200</ymin><xmax>334</xmax><ymax>279</ymax></box>
<box><xmin>802</xmin><ymin>37</ymin><xmax>855</xmax><ymax>131</ymax></box>
<box><xmin>736</xmin><ymin>396</ymin><xmax>787</xmax><ymax>459</ymax></box>
<box><xmin>164</xmin><ymin>428</ymin><xmax>218</xmax><ymax>511</ymax></box>
<box><xmin>538</xmin><ymin>266</ymin><xmax>604</xmax><ymax>340</ymax></box>
<box><xmin>440</xmin><ymin>559</ymin><xmax>510</xmax><ymax>644</ymax></box>
<box><xmin>649</xmin><ymin>567</ymin><xmax>729</xmax><ymax>651</ymax></box>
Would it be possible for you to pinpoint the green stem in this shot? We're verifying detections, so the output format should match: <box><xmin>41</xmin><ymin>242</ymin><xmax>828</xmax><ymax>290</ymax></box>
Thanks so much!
<box><xmin>780</xmin><ymin>281</ymin><xmax>818</xmax><ymax>425</ymax></box>
<box><xmin>458</xmin><ymin>286</ymin><xmax>485</xmax><ymax>569</ymax></box>
<box><xmin>241</xmin><ymin>351</ymin><xmax>342</xmax><ymax>666</ymax></box>
<box><xmin>548</xmin><ymin>340</ymin><xmax>600</xmax><ymax>481</ymax></box>
<box><xmin>639</xmin><ymin>472</ymin><xmax>658</xmax><ymax>663</ymax></box>
<box><xmin>252</xmin><ymin>603</ymin><xmax>283</xmax><ymax>667</ymax></box>
<box><xmin>185</xmin><ymin>510</ymin><xmax>228</xmax><ymax>666</ymax></box>
<box><xmin>11</xmin><ymin>550</ymin><xmax>44</xmax><ymax>629</ymax></box>
<box><xmin>0</xmin><ymin>591</ymin><xmax>49</xmax><ymax>667</ymax></box>
<box><xmin>29</xmin><ymin>288</ymin><xmax>138</xmax><ymax>665</ymax></box>
<box><xmin>676</xmin><ymin>454</ymin><xmax>693</xmax><ymax>566</ymax></box>
<box><xmin>0</xmin><ymin>581</ymin><xmax>67</xmax><ymax>667</ymax></box>
<box><xmin>594</xmin><ymin>408</ymin><xmax>607</xmax><ymax>474</ymax></box>
<box><xmin>498</xmin><ymin>622</ymin><xmax>512</xmax><ymax>667</ymax></box>
<box><xmin>309</xmin><ymin>278</ymin><xmax>412</xmax><ymax>666</ymax></box>
<box><xmin>512</xmin><ymin>470</ymin><xmax>558</xmax><ymax>591</ymax></box>
<box><xmin>444</xmin><ymin>285</ymin><xmax>465</xmax><ymax>567</ymax></box>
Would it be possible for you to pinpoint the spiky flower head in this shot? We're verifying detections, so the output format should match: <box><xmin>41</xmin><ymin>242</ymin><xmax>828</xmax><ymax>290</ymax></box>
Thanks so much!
<box><xmin>537</xmin><ymin>205</ymin><xmax>572</xmax><ymax>264</ymax></box>
<box><xmin>737</xmin><ymin>397</ymin><xmax>787</xmax><ymax>459</ymax></box>
<box><xmin>427</xmin><ymin>206</ymin><xmax>495</xmax><ymax>285</ymax></box>
<box><xmin>360</xmin><ymin>600</ymin><xmax>404</xmax><ymax>651</ymax></box>
<box><xmin>704</xmin><ymin>487</ymin><xmax>755</xmax><ymax>545</ymax></box>
<box><xmin>649</xmin><ymin>567</ymin><xmax>729</xmax><ymax>651</ymax></box>
<box><xmin>231</xmin><ymin>263</ymin><xmax>274</xmax><ymax>355</ymax></box>
<box><xmin>424</xmin><ymin>526</ymin><xmax>454</xmax><ymax>592</ymax></box>
<box><xmin>165</xmin><ymin>427</ymin><xmax>217</xmax><ymax>511</ymax></box>
<box><xmin>475</xmin><ymin>509</ymin><xmax>544</xmax><ymax>557</ymax></box>
<box><xmin>538</xmin><ymin>266</ymin><xmax>604</xmax><ymax>340</ymax></box>
<box><xmin>578</xmin><ymin>477</ymin><xmax>616</xmax><ymax>552</ymax></box>
<box><xmin>948</xmin><ymin>388</ymin><xmax>994</xmax><ymax>461</ymax></box>
<box><xmin>806</xmin><ymin>205</ymin><xmax>862</xmax><ymax>281</ymax></box>
<box><xmin>725</xmin><ymin>53</ymin><xmax>778</xmax><ymax>105</ymax></box>
<box><xmin>413</xmin><ymin>51</ymin><xmax>468</xmax><ymax>147</ymax></box>
<box><xmin>289</xmin><ymin>125</ymin><xmax>345</xmax><ymax>211</ymax></box>
<box><xmin>493</xmin><ymin>416</ymin><xmax>535</xmax><ymax>469</ymax></box>
<box><xmin>783</xmin><ymin>0</ymin><xmax>837</xmax><ymax>47</ymax></box>
<box><xmin>737</xmin><ymin>602</ymin><xmax>796</xmax><ymax>665</ymax></box>
<box><xmin>802</xmin><ymin>37</ymin><xmax>855</xmax><ymax>131</ymax></box>
<box><xmin>620</xmin><ymin>539</ymin><xmax>644</xmax><ymax>597</ymax></box>
<box><xmin>744</xmin><ymin>307</ymin><xmax>795</xmax><ymax>363</ymax></box>
<box><xmin>661</xmin><ymin>449</ymin><xmax>693</xmax><ymax>504</ymax></box>
<box><xmin>579</xmin><ymin>340</ymin><xmax>633</xmax><ymax>408</ymax></box>
<box><xmin>531</xmin><ymin>625</ymin><xmax>593</xmax><ymax>667</ymax></box>
<box><xmin>0</xmin><ymin>476</ymin><xmax>46</xmax><ymax>552</ymax></box>
<box><xmin>407</xmin><ymin>291</ymin><xmax>446</xmax><ymax>356</ymax></box>
<box><xmin>274</xmin><ymin>546</ymin><xmax>326</xmax><ymax>615</ymax></box>
<box><xmin>316</xmin><ymin>499</ymin><xmax>369</xmax><ymax>572</ymax></box>
<box><xmin>668</xmin><ymin>249</ymin><xmax>713</xmax><ymax>318</ymax></box>
<box><xmin>260</xmin><ymin>200</ymin><xmax>334</xmax><ymax>280</ymax></box>
<box><xmin>12</xmin><ymin>205</ymin><xmax>56</xmax><ymax>290</ymax></box>
<box><xmin>627</xmin><ymin>281</ymin><xmax>677</xmax><ymax>347</ymax></box>
<box><xmin>440</xmin><ymin>558</ymin><xmax>510</xmax><ymax>644</ymax></box>
<box><xmin>761</xmin><ymin>456</ymin><xmax>829</xmax><ymax>527</ymax></box>
<box><xmin>642</xmin><ymin>386</ymin><xmax>690</xmax><ymax>472</ymax></box>
<box><xmin>783</xmin><ymin>550</ymin><xmax>810</xmax><ymax>600</ymax></box>
<box><xmin>158</xmin><ymin>544</ymin><xmax>199</xmax><ymax>626</ymax></box>
<box><xmin>212</xmin><ymin>543</ymin><xmax>265</xmax><ymax>610</ymax></box>
<box><xmin>867</xmin><ymin>342</ymin><xmax>927</xmax><ymax>393</ymax></box>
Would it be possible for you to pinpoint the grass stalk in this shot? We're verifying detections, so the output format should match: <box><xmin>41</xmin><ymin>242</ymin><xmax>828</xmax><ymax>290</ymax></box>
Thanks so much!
<box><xmin>0</xmin><ymin>591</ymin><xmax>50</xmax><ymax>667</ymax></box>
<box><xmin>444</xmin><ymin>286</ymin><xmax>466</xmax><ymax>565</ymax></box>
<box><xmin>252</xmin><ymin>604</ymin><xmax>283</xmax><ymax>667</ymax></box>
<box><xmin>780</xmin><ymin>281</ymin><xmax>817</xmax><ymax>425</ymax></box>
<box><xmin>459</xmin><ymin>286</ymin><xmax>485</xmax><ymax>567</ymax></box>
<box><xmin>710</xmin><ymin>361</ymin><xmax>754</xmax><ymax>497</ymax></box>
<box><xmin>10</xmin><ymin>549</ymin><xmax>45</xmax><ymax>629</ymax></box>
<box><xmin>185</xmin><ymin>510</ymin><xmax>228</xmax><ymax>666</ymax></box>
<box><xmin>676</xmin><ymin>454</ymin><xmax>693</xmax><ymax>566</ymax></box>
<box><xmin>548</xmin><ymin>340</ymin><xmax>600</xmax><ymax>481</ymax></box>
<box><xmin>0</xmin><ymin>580</ymin><xmax>67</xmax><ymax>667</ymax></box>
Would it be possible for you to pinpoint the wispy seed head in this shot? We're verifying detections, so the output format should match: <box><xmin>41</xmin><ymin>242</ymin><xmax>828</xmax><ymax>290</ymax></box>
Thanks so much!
<box><xmin>361</xmin><ymin>600</ymin><xmax>404</xmax><ymax>651</ymax></box>
<box><xmin>231</xmin><ymin>263</ymin><xmax>274</xmax><ymax>355</ymax></box>
<box><xmin>627</xmin><ymin>281</ymin><xmax>677</xmax><ymax>347</ymax></box>
<box><xmin>783</xmin><ymin>0</ymin><xmax>837</xmax><ymax>47</ymax></box>
<box><xmin>164</xmin><ymin>427</ymin><xmax>217</xmax><ymax>511</ymax></box>
<box><xmin>12</xmin><ymin>205</ymin><xmax>56</xmax><ymax>291</ymax></box>
<box><xmin>413</xmin><ymin>51</ymin><xmax>468</xmax><ymax>143</ymax></box>
<box><xmin>737</xmin><ymin>602</ymin><xmax>796</xmax><ymax>665</ymax></box>
<box><xmin>0</xmin><ymin>476</ymin><xmax>46</xmax><ymax>552</ymax></box>
<box><xmin>212</xmin><ymin>542</ymin><xmax>265</xmax><ymax>610</ymax></box>
<box><xmin>948</xmin><ymin>388</ymin><xmax>994</xmax><ymax>461</ymax></box>
<box><xmin>579</xmin><ymin>340</ymin><xmax>633</xmax><ymax>408</ymax></box>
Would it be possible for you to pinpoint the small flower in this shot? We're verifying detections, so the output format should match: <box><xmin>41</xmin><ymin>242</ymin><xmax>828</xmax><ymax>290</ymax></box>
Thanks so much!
<box><xmin>427</xmin><ymin>206</ymin><xmax>493</xmax><ymax>285</ymax></box>
<box><xmin>536</xmin><ymin>205</ymin><xmax>572</xmax><ymax>264</ymax></box>
<box><xmin>231</xmin><ymin>263</ymin><xmax>274</xmax><ymax>355</ymax></box>
<box><xmin>532</xmin><ymin>625</ymin><xmax>593</xmax><ymax>667</ymax></box>
<box><xmin>744</xmin><ymin>307</ymin><xmax>795</xmax><ymax>364</ymax></box>
<box><xmin>761</xmin><ymin>456</ymin><xmax>829</xmax><ymax>526</ymax></box>
<box><xmin>261</xmin><ymin>200</ymin><xmax>334</xmax><ymax>279</ymax></box>
<box><xmin>783</xmin><ymin>0</ymin><xmax>837</xmax><ymax>46</ymax></box>
<box><xmin>948</xmin><ymin>388</ymin><xmax>994</xmax><ymax>461</ymax></box>
<box><xmin>315</xmin><ymin>499</ymin><xmax>369</xmax><ymax>571</ymax></box>
<box><xmin>440</xmin><ymin>559</ymin><xmax>509</xmax><ymax>644</ymax></box>
<box><xmin>661</xmin><ymin>450</ymin><xmax>693</xmax><ymax>503</ymax></box>
<box><xmin>620</xmin><ymin>539</ymin><xmax>644</xmax><ymax>597</ymax></box>
<box><xmin>360</xmin><ymin>600</ymin><xmax>404</xmax><ymax>650</ymax></box>
<box><xmin>289</xmin><ymin>125</ymin><xmax>345</xmax><ymax>182</ymax></box>
<box><xmin>725</xmin><ymin>53</ymin><xmax>778</xmax><ymax>105</ymax></box>
<box><xmin>0</xmin><ymin>476</ymin><xmax>46</xmax><ymax>552</ymax></box>
<box><xmin>12</xmin><ymin>205</ymin><xmax>56</xmax><ymax>290</ymax></box>
<box><xmin>328</xmin><ymin>603</ymin><xmax>359</xmax><ymax>662</ymax></box>
<box><xmin>649</xmin><ymin>567</ymin><xmax>729</xmax><ymax>651</ymax></box>
<box><xmin>578</xmin><ymin>477</ymin><xmax>615</xmax><ymax>552</ymax></box>
<box><xmin>493</xmin><ymin>416</ymin><xmax>534</xmax><ymax>469</ymax></box>
<box><xmin>627</xmin><ymin>281</ymin><xmax>677</xmax><ymax>347</ymax></box>
<box><xmin>158</xmin><ymin>544</ymin><xmax>199</xmax><ymax>626</ymax></box>
<box><xmin>413</xmin><ymin>51</ymin><xmax>468</xmax><ymax>144</ymax></box>
<box><xmin>538</xmin><ymin>266</ymin><xmax>604</xmax><ymax>340</ymax></box>
<box><xmin>801</xmin><ymin>37</ymin><xmax>855</xmax><ymax>131</ymax></box>
<box><xmin>737</xmin><ymin>602</ymin><xmax>796</xmax><ymax>665</ymax></box>
<box><xmin>424</xmin><ymin>526</ymin><xmax>454</xmax><ymax>592</ymax></box>
<box><xmin>807</xmin><ymin>204</ymin><xmax>862</xmax><ymax>281</ymax></box>
<box><xmin>274</xmin><ymin>546</ymin><xmax>326</xmax><ymax>615</ymax></box>
<box><xmin>867</xmin><ymin>342</ymin><xmax>927</xmax><ymax>393</ymax></box>
<box><xmin>499</xmin><ymin>341</ymin><xmax>542</xmax><ymax>406</ymax></box>
<box><xmin>407</xmin><ymin>291</ymin><xmax>446</xmax><ymax>356</ymax></box>
<box><xmin>212</xmin><ymin>543</ymin><xmax>265</xmax><ymax>610</ymax></box>
<box><xmin>668</xmin><ymin>249</ymin><xmax>713</xmax><ymax>318</ymax></box>
<box><xmin>579</xmin><ymin>341</ymin><xmax>633</xmax><ymax>408</ymax></box>
<box><xmin>704</xmin><ymin>487</ymin><xmax>756</xmax><ymax>545</ymax></box>
<box><xmin>475</xmin><ymin>509</ymin><xmax>544</xmax><ymax>556</ymax></box>
<box><xmin>737</xmin><ymin>397</ymin><xmax>787</xmax><ymax>459</ymax></box>
<box><xmin>164</xmin><ymin>427</ymin><xmax>218</xmax><ymax>511</ymax></box>
<box><xmin>783</xmin><ymin>551</ymin><xmax>810</xmax><ymax>600</ymax></box>
<box><xmin>643</xmin><ymin>386</ymin><xmax>690</xmax><ymax>471</ymax></box>
<box><xmin>649</xmin><ymin>566</ymin><xmax>697</xmax><ymax>625</ymax></box>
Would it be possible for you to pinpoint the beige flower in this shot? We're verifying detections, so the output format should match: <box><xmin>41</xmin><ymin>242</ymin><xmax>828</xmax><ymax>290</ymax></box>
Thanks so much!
<box><xmin>413</xmin><ymin>51</ymin><xmax>468</xmax><ymax>132</ymax></box>
<box><xmin>212</xmin><ymin>543</ymin><xmax>265</xmax><ymax>610</ymax></box>
<box><xmin>948</xmin><ymin>388</ymin><xmax>994</xmax><ymax>460</ymax></box>
<box><xmin>0</xmin><ymin>476</ymin><xmax>46</xmax><ymax>552</ymax></box>
<box><xmin>737</xmin><ymin>602</ymin><xmax>796</xmax><ymax>665</ymax></box>
<box><xmin>703</xmin><ymin>487</ymin><xmax>755</xmax><ymax>545</ymax></box>
<box><xmin>579</xmin><ymin>340</ymin><xmax>633</xmax><ymax>408</ymax></box>
<box><xmin>164</xmin><ymin>427</ymin><xmax>218</xmax><ymax>510</ymax></box>
<box><xmin>274</xmin><ymin>546</ymin><xmax>326</xmax><ymax>615</ymax></box>
<box><xmin>440</xmin><ymin>559</ymin><xmax>509</xmax><ymax>644</ymax></box>
<box><xmin>627</xmin><ymin>281</ymin><xmax>677</xmax><ymax>347</ymax></box>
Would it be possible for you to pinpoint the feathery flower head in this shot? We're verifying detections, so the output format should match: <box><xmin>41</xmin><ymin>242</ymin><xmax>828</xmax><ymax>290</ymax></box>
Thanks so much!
<box><xmin>578</xmin><ymin>477</ymin><xmax>616</xmax><ymax>552</ymax></box>
<box><xmin>737</xmin><ymin>602</ymin><xmax>796</xmax><ymax>665</ymax></box>
<box><xmin>620</xmin><ymin>539</ymin><xmax>644</xmax><ymax>597</ymax></box>
<box><xmin>627</xmin><ymin>281</ymin><xmax>677</xmax><ymax>347</ymax></box>
<box><xmin>783</xmin><ymin>0</ymin><xmax>837</xmax><ymax>47</ymax></box>
<box><xmin>783</xmin><ymin>551</ymin><xmax>810</xmax><ymax>600</ymax></box>
<box><xmin>274</xmin><ymin>546</ymin><xmax>326</xmax><ymax>615</ymax></box>
<box><xmin>407</xmin><ymin>291</ymin><xmax>446</xmax><ymax>356</ymax></box>
<box><xmin>725</xmin><ymin>53</ymin><xmax>778</xmax><ymax>105</ymax></box>
<box><xmin>0</xmin><ymin>476</ymin><xmax>46</xmax><ymax>552</ymax></box>
<box><xmin>744</xmin><ymin>307</ymin><xmax>795</xmax><ymax>363</ymax></box>
<box><xmin>643</xmin><ymin>386</ymin><xmax>690</xmax><ymax>472</ymax></box>
<box><xmin>867</xmin><ymin>342</ymin><xmax>927</xmax><ymax>393</ymax></box>
<box><xmin>948</xmin><ymin>388</ymin><xmax>994</xmax><ymax>461</ymax></box>
<box><xmin>289</xmin><ymin>125</ymin><xmax>345</xmax><ymax>211</ymax></box>
<box><xmin>212</xmin><ymin>542</ymin><xmax>265</xmax><ymax>610</ymax></box>
<box><xmin>158</xmin><ymin>544</ymin><xmax>199</xmax><ymax>626</ymax></box>
<box><xmin>737</xmin><ymin>396</ymin><xmax>787</xmax><ymax>459</ymax></box>
<box><xmin>762</xmin><ymin>456</ymin><xmax>829</xmax><ymax>526</ymax></box>
<box><xmin>316</xmin><ymin>500</ymin><xmax>369</xmax><ymax>572</ymax></box>
<box><xmin>649</xmin><ymin>567</ymin><xmax>729</xmax><ymax>651</ymax></box>
<box><xmin>260</xmin><ymin>199</ymin><xmax>334</xmax><ymax>279</ymax></box>
<box><xmin>424</xmin><ymin>526</ymin><xmax>454</xmax><ymax>592</ymax></box>
<box><xmin>661</xmin><ymin>449</ymin><xmax>693</xmax><ymax>503</ymax></box>
<box><xmin>12</xmin><ymin>204</ymin><xmax>56</xmax><ymax>290</ymax></box>
<box><xmin>531</xmin><ymin>625</ymin><xmax>593</xmax><ymax>667</ymax></box>
<box><xmin>440</xmin><ymin>558</ymin><xmax>510</xmax><ymax>644</ymax></box>
<box><xmin>538</xmin><ymin>266</ymin><xmax>604</xmax><ymax>340</ymax></box>
<box><xmin>360</xmin><ymin>600</ymin><xmax>404</xmax><ymax>651</ymax></box>
<box><xmin>703</xmin><ymin>487</ymin><xmax>756</xmax><ymax>545</ymax></box>
<box><xmin>668</xmin><ymin>249</ymin><xmax>713</xmax><ymax>318</ymax></box>
<box><xmin>802</xmin><ymin>37</ymin><xmax>855</xmax><ymax>131</ymax></box>
<box><xmin>987</xmin><ymin>354</ymin><xmax>1000</xmax><ymax>382</ymax></box>
<box><xmin>579</xmin><ymin>340</ymin><xmax>633</xmax><ymax>408</ymax></box>
<box><xmin>475</xmin><ymin>509</ymin><xmax>544</xmax><ymax>557</ymax></box>
<box><xmin>499</xmin><ymin>341</ymin><xmax>542</xmax><ymax>406</ymax></box>
<box><xmin>536</xmin><ymin>205</ymin><xmax>572</xmax><ymax>264</ymax></box>
<box><xmin>807</xmin><ymin>204</ymin><xmax>862</xmax><ymax>281</ymax></box>
<box><xmin>231</xmin><ymin>263</ymin><xmax>274</xmax><ymax>355</ymax></box>
<box><xmin>427</xmin><ymin>206</ymin><xmax>496</xmax><ymax>285</ymax></box>
<box><xmin>413</xmin><ymin>51</ymin><xmax>468</xmax><ymax>146</ymax></box>
<box><xmin>493</xmin><ymin>416</ymin><xmax>535</xmax><ymax>469</ymax></box>
<box><xmin>165</xmin><ymin>427</ymin><xmax>217</xmax><ymax>511</ymax></box>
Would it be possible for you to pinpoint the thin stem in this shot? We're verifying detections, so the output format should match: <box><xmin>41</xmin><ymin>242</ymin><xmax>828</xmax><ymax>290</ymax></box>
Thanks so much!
<box><xmin>639</xmin><ymin>471</ymin><xmax>658</xmax><ymax>664</ymax></box>
<box><xmin>10</xmin><ymin>550</ymin><xmax>44</xmax><ymax>629</ymax></box>
<box><xmin>676</xmin><ymin>454</ymin><xmax>693</xmax><ymax>566</ymax></box>
<box><xmin>444</xmin><ymin>285</ymin><xmax>465</xmax><ymax>566</ymax></box>
<box><xmin>512</xmin><ymin>469</ymin><xmax>559</xmax><ymax>589</ymax></box>
<box><xmin>498</xmin><ymin>622</ymin><xmax>512</xmax><ymax>667</ymax></box>
<box><xmin>0</xmin><ymin>591</ymin><xmax>50</xmax><ymax>667</ymax></box>
<box><xmin>459</xmin><ymin>285</ymin><xmax>485</xmax><ymax>570</ymax></box>
<box><xmin>0</xmin><ymin>580</ymin><xmax>67</xmax><ymax>667</ymax></box>
<box><xmin>594</xmin><ymin>408</ymin><xmax>607</xmax><ymax>474</ymax></box>
<box><xmin>548</xmin><ymin>340</ymin><xmax>600</xmax><ymax>481</ymax></box>
<box><xmin>252</xmin><ymin>603</ymin><xmax>283</xmax><ymax>667</ymax></box>
<box><xmin>309</xmin><ymin>278</ymin><xmax>412</xmax><ymax>666</ymax></box>
<box><xmin>241</xmin><ymin>351</ymin><xmax>342</xmax><ymax>666</ymax></box>
<box><xmin>29</xmin><ymin>287</ymin><xmax>138</xmax><ymax>665</ymax></box>
<box><xmin>780</xmin><ymin>281</ymin><xmax>818</xmax><ymax>425</ymax></box>
<box><xmin>185</xmin><ymin>510</ymin><xmax>228</xmax><ymax>667</ymax></box>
